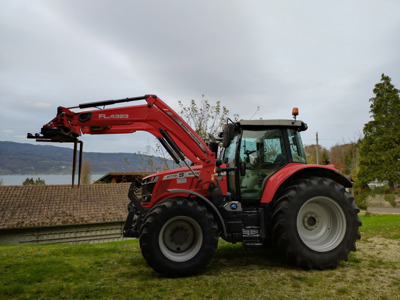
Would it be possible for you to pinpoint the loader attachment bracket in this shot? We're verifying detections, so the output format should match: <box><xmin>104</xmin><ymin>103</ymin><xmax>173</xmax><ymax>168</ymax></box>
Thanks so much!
<box><xmin>123</xmin><ymin>181</ymin><xmax>146</xmax><ymax>238</ymax></box>
<box><xmin>27</xmin><ymin>130</ymin><xmax>83</xmax><ymax>187</ymax></box>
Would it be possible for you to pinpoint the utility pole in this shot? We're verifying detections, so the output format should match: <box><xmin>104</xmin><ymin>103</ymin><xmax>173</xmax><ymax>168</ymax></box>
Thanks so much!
<box><xmin>316</xmin><ymin>132</ymin><xmax>319</xmax><ymax>165</ymax></box>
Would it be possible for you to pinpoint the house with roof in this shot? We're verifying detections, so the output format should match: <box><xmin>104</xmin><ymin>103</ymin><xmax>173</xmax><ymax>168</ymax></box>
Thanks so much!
<box><xmin>0</xmin><ymin>183</ymin><xmax>133</xmax><ymax>244</ymax></box>
<box><xmin>95</xmin><ymin>171</ymin><xmax>152</xmax><ymax>184</ymax></box>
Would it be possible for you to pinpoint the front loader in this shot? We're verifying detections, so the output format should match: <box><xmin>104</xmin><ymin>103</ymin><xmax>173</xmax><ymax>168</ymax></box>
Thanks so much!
<box><xmin>28</xmin><ymin>94</ymin><xmax>361</xmax><ymax>276</ymax></box>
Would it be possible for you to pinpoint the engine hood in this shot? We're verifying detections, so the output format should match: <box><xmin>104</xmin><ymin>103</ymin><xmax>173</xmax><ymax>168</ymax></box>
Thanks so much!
<box><xmin>143</xmin><ymin>165</ymin><xmax>203</xmax><ymax>182</ymax></box>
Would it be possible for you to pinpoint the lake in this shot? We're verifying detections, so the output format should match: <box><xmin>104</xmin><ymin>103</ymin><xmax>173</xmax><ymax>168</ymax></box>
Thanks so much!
<box><xmin>0</xmin><ymin>174</ymin><xmax>104</xmax><ymax>186</ymax></box>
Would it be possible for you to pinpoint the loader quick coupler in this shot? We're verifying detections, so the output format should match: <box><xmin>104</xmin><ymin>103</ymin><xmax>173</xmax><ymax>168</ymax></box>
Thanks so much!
<box><xmin>123</xmin><ymin>181</ymin><xmax>146</xmax><ymax>238</ymax></box>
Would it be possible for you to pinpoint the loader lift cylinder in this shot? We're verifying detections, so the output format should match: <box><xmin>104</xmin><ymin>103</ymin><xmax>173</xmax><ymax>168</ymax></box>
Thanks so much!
<box><xmin>74</xmin><ymin>95</ymin><xmax>149</xmax><ymax>109</ymax></box>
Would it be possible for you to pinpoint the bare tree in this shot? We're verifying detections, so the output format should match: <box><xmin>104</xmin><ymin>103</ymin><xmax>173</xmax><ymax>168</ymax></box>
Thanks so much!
<box><xmin>80</xmin><ymin>161</ymin><xmax>92</xmax><ymax>184</ymax></box>
<box><xmin>178</xmin><ymin>95</ymin><xmax>234</xmax><ymax>142</ymax></box>
<box><xmin>139</xmin><ymin>96</ymin><xmax>237</xmax><ymax>172</ymax></box>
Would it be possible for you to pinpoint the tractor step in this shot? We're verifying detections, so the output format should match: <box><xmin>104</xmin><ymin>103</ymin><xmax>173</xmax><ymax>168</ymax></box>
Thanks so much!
<box><xmin>241</xmin><ymin>208</ymin><xmax>264</xmax><ymax>246</ymax></box>
<box><xmin>242</xmin><ymin>226</ymin><xmax>263</xmax><ymax>246</ymax></box>
<box><xmin>123</xmin><ymin>228</ymin><xmax>140</xmax><ymax>238</ymax></box>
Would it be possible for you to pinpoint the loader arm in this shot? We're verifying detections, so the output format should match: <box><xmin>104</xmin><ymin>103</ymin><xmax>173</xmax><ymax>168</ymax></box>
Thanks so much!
<box><xmin>28</xmin><ymin>95</ymin><xmax>216</xmax><ymax>187</ymax></box>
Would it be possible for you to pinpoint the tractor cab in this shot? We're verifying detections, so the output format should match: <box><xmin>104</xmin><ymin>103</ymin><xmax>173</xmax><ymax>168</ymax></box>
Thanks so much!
<box><xmin>221</xmin><ymin>119</ymin><xmax>308</xmax><ymax>203</ymax></box>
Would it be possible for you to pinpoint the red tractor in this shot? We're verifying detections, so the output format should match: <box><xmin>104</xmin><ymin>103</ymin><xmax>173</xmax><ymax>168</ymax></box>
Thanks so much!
<box><xmin>28</xmin><ymin>95</ymin><xmax>361</xmax><ymax>276</ymax></box>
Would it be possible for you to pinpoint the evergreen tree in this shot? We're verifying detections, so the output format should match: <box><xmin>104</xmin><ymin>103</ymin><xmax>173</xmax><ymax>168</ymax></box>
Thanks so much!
<box><xmin>359</xmin><ymin>74</ymin><xmax>400</xmax><ymax>190</ymax></box>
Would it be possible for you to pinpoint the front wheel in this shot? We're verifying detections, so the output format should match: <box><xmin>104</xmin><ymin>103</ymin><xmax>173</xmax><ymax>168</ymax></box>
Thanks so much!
<box><xmin>272</xmin><ymin>177</ymin><xmax>361</xmax><ymax>269</ymax></box>
<box><xmin>140</xmin><ymin>198</ymin><xmax>219</xmax><ymax>277</ymax></box>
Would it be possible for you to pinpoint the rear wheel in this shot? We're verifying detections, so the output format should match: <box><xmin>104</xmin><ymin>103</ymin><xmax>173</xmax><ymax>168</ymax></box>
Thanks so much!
<box><xmin>272</xmin><ymin>177</ymin><xmax>361</xmax><ymax>269</ymax></box>
<box><xmin>140</xmin><ymin>198</ymin><xmax>219</xmax><ymax>276</ymax></box>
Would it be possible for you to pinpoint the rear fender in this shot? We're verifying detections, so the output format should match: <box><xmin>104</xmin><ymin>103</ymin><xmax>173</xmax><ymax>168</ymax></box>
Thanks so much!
<box><xmin>260</xmin><ymin>163</ymin><xmax>352</xmax><ymax>204</ymax></box>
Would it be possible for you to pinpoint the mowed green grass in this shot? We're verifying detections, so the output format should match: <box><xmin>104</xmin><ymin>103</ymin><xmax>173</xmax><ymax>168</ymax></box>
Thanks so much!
<box><xmin>1</xmin><ymin>214</ymin><xmax>400</xmax><ymax>300</ymax></box>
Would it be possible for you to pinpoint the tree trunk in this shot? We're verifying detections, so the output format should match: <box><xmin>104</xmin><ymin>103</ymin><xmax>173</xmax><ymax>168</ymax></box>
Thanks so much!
<box><xmin>389</xmin><ymin>180</ymin><xmax>395</xmax><ymax>192</ymax></box>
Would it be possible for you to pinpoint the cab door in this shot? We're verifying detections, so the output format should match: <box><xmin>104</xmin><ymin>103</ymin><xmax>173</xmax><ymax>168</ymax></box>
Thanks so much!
<box><xmin>239</xmin><ymin>128</ymin><xmax>288</xmax><ymax>202</ymax></box>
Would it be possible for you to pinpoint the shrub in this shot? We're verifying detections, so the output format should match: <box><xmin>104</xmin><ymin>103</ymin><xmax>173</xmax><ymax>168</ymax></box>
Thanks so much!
<box><xmin>384</xmin><ymin>194</ymin><xmax>396</xmax><ymax>207</ymax></box>
<box><xmin>22</xmin><ymin>177</ymin><xmax>45</xmax><ymax>185</ymax></box>
<box><xmin>352</xmin><ymin>182</ymin><xmax>369</xmax><ymax>210</ymax></box>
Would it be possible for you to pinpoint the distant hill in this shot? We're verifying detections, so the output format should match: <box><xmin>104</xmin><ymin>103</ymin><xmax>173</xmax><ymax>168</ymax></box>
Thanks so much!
<box><xmin>0</xmin><ymin>141</ymin><xmax>169</xmax><ymax>175</ymax></box>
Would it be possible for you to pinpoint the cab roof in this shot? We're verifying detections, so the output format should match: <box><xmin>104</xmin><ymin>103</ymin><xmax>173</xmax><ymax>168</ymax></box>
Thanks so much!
<box><xmin>238</xmin><ymin>119</ymin><xmax>308</xmax><ymax>131</ymax></box>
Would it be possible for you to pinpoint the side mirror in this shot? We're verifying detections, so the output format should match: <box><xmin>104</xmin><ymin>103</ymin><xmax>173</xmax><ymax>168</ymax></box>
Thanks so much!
<box><xmin>222</xmin><ymin>123</ymin><xmax>236</xmax><ymax>148</ymax></box>
<box><xmin>239</xmin><ymin>162</ymin><xmax>246</xmax><ymax>176</ymax></box>
<box><xmin>208</xmin><ymin>141</ymin><xmax>218</xmax><ymax>156</ymax></box>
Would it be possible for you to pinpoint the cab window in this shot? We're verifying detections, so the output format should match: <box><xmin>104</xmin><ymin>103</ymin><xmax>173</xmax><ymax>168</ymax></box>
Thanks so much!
<box><xmin>240</xmin><ymin>129</ymin><xmax>287</xmax><ymax>169</ymax></box>
<box><xmin>288</xmin><ymin>129</ymin><xmax>306</xmax><ymax>163</ymax></box>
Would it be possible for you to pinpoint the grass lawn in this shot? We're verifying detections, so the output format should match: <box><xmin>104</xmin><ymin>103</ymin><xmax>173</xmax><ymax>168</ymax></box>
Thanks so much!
<box><xmin>1</xmin><ymin>214</ymin><xmax>400</xmax><ymax>299</ymax></box>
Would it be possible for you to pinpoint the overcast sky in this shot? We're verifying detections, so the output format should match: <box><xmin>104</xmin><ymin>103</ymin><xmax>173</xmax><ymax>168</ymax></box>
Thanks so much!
<box><xmin>1</xmin><ymin>0</ymin><xmax>399</xmax><ymax>154</ymax></box>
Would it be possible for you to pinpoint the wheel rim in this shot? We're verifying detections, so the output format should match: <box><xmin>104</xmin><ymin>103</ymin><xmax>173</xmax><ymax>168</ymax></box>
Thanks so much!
<box><xmin>159</xmin><ymin>216</ymin><xmax>203</xmax><ymax>262</ymax></box>
<box><xmin>296</xmin><ymin>196</ymin><xmax>346</xmax><ymax>252</ymax></box>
